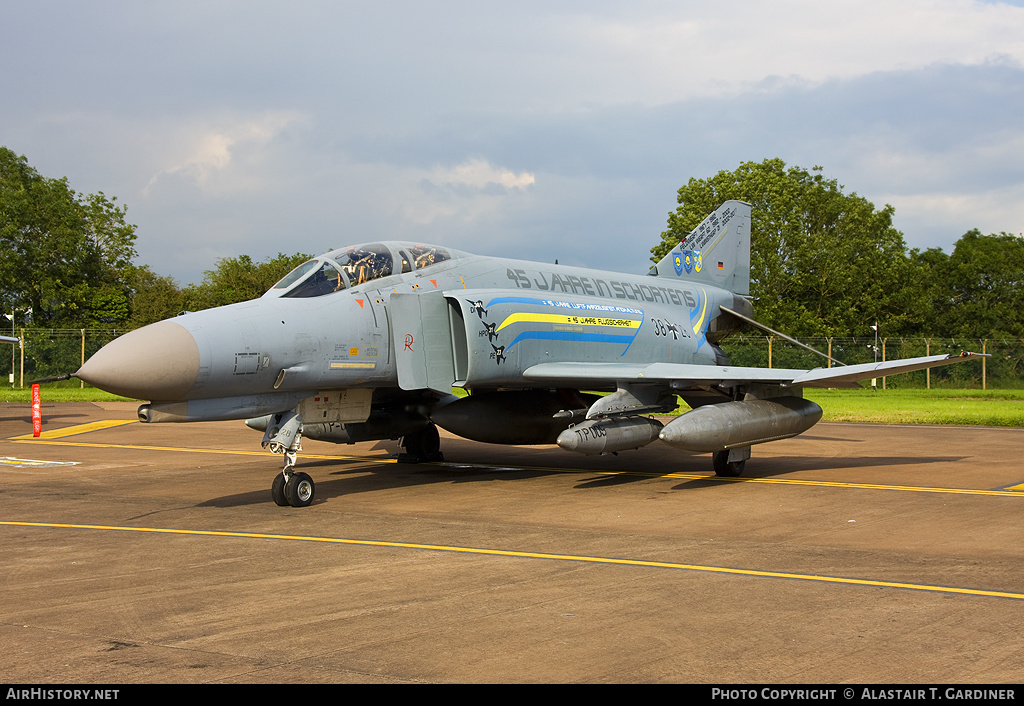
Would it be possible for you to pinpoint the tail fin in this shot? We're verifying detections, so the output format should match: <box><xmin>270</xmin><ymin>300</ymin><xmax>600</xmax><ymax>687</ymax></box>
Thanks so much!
<box><xmin>648</xmin><ymin>200</ymin><xmax>751</xmax><ymax>296</ymax></box>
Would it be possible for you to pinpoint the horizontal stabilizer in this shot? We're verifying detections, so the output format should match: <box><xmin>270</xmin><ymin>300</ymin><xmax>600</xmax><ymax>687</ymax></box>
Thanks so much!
<box><xmin>789</xmin><ymin>353</ymin><xmax>986</xmax><ymax>387</ymax></box>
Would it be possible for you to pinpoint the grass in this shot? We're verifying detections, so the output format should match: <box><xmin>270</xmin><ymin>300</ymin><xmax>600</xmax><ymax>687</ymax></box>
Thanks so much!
<box><xmin>0</xmin><ymin>386</ymin><xmax>135</xmax><ymax>404</ymax></box>
<box><xmin>4</xmin><ymin>385</ymin><xmax>1023</xmax><ymax>428</ymax></box>
<box><xmin>804</xmin><ymin>388</ymin><xmax>1024</xmax><ymax>427</ymax></box>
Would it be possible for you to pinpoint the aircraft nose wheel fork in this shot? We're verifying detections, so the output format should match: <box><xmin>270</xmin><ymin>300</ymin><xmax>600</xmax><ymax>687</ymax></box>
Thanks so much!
<box><xmin>271</xmin><ymin>469</ymin><xmax>316</xmax><ymax>507</ymax></box>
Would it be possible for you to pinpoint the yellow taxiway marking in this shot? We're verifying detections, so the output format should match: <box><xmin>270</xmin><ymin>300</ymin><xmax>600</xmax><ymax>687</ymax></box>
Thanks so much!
<box><xmin>9</xmin><ymin>420</ymin><xmax>137</xmax><ymax>440</ymax></box>
<box><xmin>6</xmin><ymin>436</ymin><xmax>1024</xmax><ymax>497</ymax></box>
<box><xmin>2</xmin><ymin>520</ymin><xmax>1022</xmax><ymax>601</ymax></box>
<box><xmin>9</xmin><ymin>438</ymin><xmax>369</xmax><ymax>461</ymax></box>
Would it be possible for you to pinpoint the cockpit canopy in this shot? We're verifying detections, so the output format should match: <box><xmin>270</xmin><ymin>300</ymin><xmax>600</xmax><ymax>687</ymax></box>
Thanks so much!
<box><xmin>267</xmin><ymin>241</ymin><xmax>466</xmax><ymax>298</ymax></box>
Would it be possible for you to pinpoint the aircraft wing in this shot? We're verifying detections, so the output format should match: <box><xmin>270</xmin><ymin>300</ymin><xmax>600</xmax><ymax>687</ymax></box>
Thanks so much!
<box><xmin>0</xmin><ymin>334</ymin><xmax>19</xmax><ymax>344</ymax></box>
<box><xmin>523</xmin><ymin>352</ymin><xmax>984</xmax><ymax>389</ymax></box>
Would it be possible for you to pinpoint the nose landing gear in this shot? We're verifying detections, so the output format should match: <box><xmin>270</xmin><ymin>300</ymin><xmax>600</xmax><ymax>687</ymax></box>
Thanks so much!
<box><xmin>263</xmin><ymin>410</ymin><xmax>316</xmax><ymax>507</ymax></box>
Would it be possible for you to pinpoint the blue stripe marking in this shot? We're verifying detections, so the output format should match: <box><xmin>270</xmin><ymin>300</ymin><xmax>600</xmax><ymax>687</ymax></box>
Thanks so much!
<box><xmin>504</xmin><ymin>330</ymin><xmax>637</xmax><ymax>350</ymax></box>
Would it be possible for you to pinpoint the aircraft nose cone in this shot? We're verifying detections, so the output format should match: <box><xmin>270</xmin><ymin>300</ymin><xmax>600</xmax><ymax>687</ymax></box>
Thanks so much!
<box><xmin>77</xmin><ymin>320</ymin><xmax>200</xmax><ymax>401</ymax></box>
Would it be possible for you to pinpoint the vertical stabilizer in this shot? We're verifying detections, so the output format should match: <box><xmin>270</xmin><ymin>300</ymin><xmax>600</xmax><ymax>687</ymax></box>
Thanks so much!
<box><xmin>649</xmin><ymin>200</ymin><xmax>751</xmax><ymax>296</ymax></box>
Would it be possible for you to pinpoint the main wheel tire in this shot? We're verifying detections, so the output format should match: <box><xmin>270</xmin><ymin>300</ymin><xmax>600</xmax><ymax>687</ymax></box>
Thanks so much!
<box><xmin>285</xmin><ymin>472</ymin><xmax>315</xmax><ymax>507</ymax></box>
<box><xmin>271</xmin><ymin>472</ymin><xmax>289</xmax><ymax>506</ymax></box>
<box><xmin>402</xmin><ymin>423</ymin><xmax>441</xmax><ymax>459</ymax></box>
<box><xmin>713</xmin><ymin>450</ymin><xmax>746</xmax><ymax>477</ymax></box>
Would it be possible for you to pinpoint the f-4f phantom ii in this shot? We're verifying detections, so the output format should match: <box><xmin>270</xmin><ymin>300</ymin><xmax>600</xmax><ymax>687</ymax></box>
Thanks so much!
<box><xmin>77</xmin><ymin>201</ymin><xmax>980</xmax><ymax>507</ymax></box>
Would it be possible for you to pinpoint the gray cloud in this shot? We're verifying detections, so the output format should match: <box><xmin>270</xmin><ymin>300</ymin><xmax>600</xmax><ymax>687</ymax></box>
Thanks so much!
<box><xmin>3</xmin><ymin>2</ymin><xmax>1023</xmax><ymax>284</ymax></box>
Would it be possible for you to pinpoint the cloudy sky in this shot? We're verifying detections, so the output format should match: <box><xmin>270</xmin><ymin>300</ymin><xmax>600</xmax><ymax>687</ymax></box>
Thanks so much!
<box><xmin>4</xmin><ymin>0</ymin><xmax>1024</xmax><ymax>284</ymax></box>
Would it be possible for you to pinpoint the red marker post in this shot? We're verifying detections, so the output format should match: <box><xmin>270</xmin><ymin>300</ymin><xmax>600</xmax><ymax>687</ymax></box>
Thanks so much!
<box><xmin>31</xmin><ymin>383</ymin><xmax>41</xmax><ymax>437</ymax></box>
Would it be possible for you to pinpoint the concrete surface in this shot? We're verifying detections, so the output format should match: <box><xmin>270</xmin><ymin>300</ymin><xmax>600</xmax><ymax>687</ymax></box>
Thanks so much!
<box><xmin>1</xmin><ymin>401</ymin><xmax>1022</xmax><ymax>683</ymax></box>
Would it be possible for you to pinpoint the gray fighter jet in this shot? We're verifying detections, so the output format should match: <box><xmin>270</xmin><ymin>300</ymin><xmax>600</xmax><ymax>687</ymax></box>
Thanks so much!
<box><xmin>77</xmin><ymin>202</ymin><xmax>980</xmax><ymax>506</ymax></box>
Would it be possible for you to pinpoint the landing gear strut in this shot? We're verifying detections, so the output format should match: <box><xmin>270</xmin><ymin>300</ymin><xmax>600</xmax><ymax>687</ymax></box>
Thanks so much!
<box><xmin>263</xmin><ymin>410</ymin><xmax>316</xmax><ymax>507</ymax></box>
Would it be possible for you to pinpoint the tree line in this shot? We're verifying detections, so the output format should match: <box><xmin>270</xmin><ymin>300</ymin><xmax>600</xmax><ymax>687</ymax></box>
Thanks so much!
<box><xmin>0</xmin><ymin>147</ymin><xmax>310</xmax><ymax>331</ymax></box>
<box><xmin>652</xmin><ymin>158</ymin><xmax>1024</xmax><ymax>341</ymax></box>
<box><xmin>2</xmin><ymin>148</ymin><xmax>1021</xmax><ymax>340</ymax></box>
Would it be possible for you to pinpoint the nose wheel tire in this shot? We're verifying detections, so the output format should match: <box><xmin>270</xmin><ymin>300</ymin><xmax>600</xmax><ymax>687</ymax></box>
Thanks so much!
<box><xmin>271</xmin><ymin>472</ymin><xmax>289</xmax><ymax>506</ymax></box>
<box><xmin>285</xmin><ymin>472</ymin><xmax>315</xmax><ymax>507</ymax></box>
<box><xmin>271</xmin><ymin>471</ymin><xmax>316</xmax><ymax>507</ymax></box>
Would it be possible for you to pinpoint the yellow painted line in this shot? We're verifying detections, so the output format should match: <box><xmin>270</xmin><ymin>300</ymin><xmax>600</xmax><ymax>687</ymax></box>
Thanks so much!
<box><xmin>2</xmin><ymin>520</ymin><xmax>1022</xmax><ymax>601</ymax></box>
<box><xmin>386</xmin><ymin>460</ymin><xmax>1024</xmax><ymax>497</ymax></box>
<box><xmin>6</xmin><ymin>437</ymin><xmax>1023</xmax><ymax>497</ymax></box>
<box><xmin>8</xmin><ymin>438</ymin><xmax>384</xmax><ymax>463</ymax></box>
<box><xmin>9</xmin><ymin>420</ymin><xmax>137</xmax><ymax>440</ymax></box>
<box><xmin>672</xmin><ymin>473</ymin><xmax>1024</xmax><ymax>497</ymax></box>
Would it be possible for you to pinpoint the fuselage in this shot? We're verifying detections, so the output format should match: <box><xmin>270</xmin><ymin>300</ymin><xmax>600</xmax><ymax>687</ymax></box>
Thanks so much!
<box><xmin>77</xmin><ymin>241</ymin><xmax>748</xmax><ymax>421</ymax></box>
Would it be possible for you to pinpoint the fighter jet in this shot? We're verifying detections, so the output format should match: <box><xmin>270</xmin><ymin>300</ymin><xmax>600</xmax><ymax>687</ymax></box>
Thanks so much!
<box><xmin>76</xmin><ymin>202</ymin><xmax>980</xmax><ymax>507</ymax></box>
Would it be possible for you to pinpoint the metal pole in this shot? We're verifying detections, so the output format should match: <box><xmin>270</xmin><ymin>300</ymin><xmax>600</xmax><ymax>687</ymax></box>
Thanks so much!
<box><xmin>8</xmin><ymin>313</ymin><xmax>13</xmax><ymax>388</ymax></box>
<box><xmin>871</xmin><ymin>323</ymin><xmax>878</xmax><ymax>391</ymax></box>
<box><xmin>882</xmin><ymin>337</ymin><xmax>887</xmax><ymax>390</ymax></box>
<box><xmin>926</xmin><ymin>338</ymin><xmax>931</xmax><ymax>389</ymax></box>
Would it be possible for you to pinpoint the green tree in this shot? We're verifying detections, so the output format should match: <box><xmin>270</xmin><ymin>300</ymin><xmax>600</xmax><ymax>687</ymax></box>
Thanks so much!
<box><xmin>183</xmin><ymin>252</ymin><xmax>313</xmax><ymax>311</ymax></box>
<box><xmin>937</xmin><ymin>229</ymin><xmax>1024</xmax><ymax>339</ymax></box>
<box><xmin>653</xmin><ymin>158</ymin><xmax>922</xmax><ymax>337</ymax></box>
<box><xmin>126</xmin><ymin>265</ymin><xmax>186</xmax><ymax>328</ymax></box>
<box><xmin>0</xmin><ymin>147</ymin><xmax>138</xmax><ymax>327</ymax></box>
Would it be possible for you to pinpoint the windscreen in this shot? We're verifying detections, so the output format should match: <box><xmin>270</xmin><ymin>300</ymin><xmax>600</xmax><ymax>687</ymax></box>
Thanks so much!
<box><xmin>281</xmin><ymin>261</ymin><xmax>347</xmax><ymax>298</ymax></box>
<box><xmin>271</xmin><ymin>260</ymin><xmax>320</xmax><ymax>291</ymax></box>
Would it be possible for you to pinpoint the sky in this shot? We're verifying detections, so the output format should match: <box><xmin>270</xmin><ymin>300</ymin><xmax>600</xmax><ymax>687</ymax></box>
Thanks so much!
<box><xmin>4</xmin><ymin>0</ymin><xmax>1024</xmax><ymax>285</ymax></box>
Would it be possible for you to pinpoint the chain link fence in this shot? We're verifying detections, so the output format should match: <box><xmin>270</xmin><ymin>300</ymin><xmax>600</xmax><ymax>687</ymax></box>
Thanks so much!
<box><xmin>3</xmin><ymin>329</ymin><xmax>1021</xmax><ymax>389</ymax></box>
<box><xmin>3</xmin><ymin>328</ymin><xmax>127</xmax><ymax>388</ymax></box>
<box><xmin>719</xmin><ymin>335</ymin><xmax>1022</xmax><ymax>389</ymax></box>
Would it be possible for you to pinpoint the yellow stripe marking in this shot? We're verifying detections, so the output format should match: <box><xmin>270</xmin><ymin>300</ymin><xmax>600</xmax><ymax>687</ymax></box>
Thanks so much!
<box><xmin>9</xmin><ymin>438</ymin><xmax>375</xmax><ymax>461</ymax></box>
<box><xmin>5</xmin><ymin>437</ymin><xmax>1024</xmax><ymax>497</ymax></box>
<box><xmin>692</xmin><ymin>287</ymin><xmax>708</xmax><ymax>335</ymax></box>
<box><xmin>10</xmin><ymin>420</ymin><xmax>136</xmax><ymax>440</ymax></box>
<box><xmin>2</xmin><ymin>520</ymin><xmax>1021</xmax><ymax>601</ymax></box>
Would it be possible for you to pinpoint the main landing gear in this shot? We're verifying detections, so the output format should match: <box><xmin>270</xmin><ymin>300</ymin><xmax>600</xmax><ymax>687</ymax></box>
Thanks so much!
<box><xmin>712</xmin><ymin>447</ymin><xmax>750</xmax><ymax>477</ymax></box>
<box><xmin>397</xmin><ymin>423</ymin><xmax>443</xmax><ymax>464</ymax></box>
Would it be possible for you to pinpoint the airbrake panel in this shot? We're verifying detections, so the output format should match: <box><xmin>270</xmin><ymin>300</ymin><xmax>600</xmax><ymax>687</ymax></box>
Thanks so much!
<box><xmin>390</xmin><ymin>291</ymin><xmax>463</xmax><ymax>393</ymax></box>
